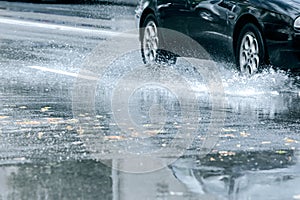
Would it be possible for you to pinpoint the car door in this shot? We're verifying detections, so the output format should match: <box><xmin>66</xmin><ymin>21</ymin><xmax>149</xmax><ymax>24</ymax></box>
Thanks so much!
<box><xmin>187</xmin><ymin>0</ymin><xmax>228</xmax><ymax>39</ymax></box>
<box><xmin>186</xmin><ymin>0</ymin><xmax>235</xmax><ymax>59</ymax></box>
<box><xmin>157</xmin><ymin>0</ymin><xmax>190</xmax><ymax>34</ymax></box>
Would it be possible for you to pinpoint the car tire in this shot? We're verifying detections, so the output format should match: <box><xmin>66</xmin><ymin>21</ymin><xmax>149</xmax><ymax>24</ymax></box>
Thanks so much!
<box><xmin>236</xmin><ymin>23</ymin><xmax>265</xmax><ymax>75</ymax></box>
<box><xmin>141</xmin><ymin>14</ymin><xmax>176</xmax><ymax>65</ymax></box>
<box><xmin>141</xmin><ymin>14</ymin><xmax>160</xmax><ymax>64</ymax></box>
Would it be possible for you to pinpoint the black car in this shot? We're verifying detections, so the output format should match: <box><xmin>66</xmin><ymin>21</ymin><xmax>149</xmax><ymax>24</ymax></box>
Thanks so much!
<box><xmin>135</xmin><ymin>0</ymin><xmax>300</xmax><ymax>74</ymax></box>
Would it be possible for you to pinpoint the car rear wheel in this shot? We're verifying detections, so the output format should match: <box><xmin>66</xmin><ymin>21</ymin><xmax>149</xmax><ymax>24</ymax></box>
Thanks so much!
<box><xmin>236</xmin><ymin>23</ymin><xmax>265</xmax><ymax>75</ymax></box>
<box><xmin>141</xmin><ymin>14</ymin><xmax>159</xmax><ymax>64</ymax></box>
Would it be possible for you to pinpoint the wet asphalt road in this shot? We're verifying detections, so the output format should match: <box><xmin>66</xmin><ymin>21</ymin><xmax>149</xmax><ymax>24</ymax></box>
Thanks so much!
<box><xmin>1</xmin><ymin>1</ymin><xmax>300</xmax><ymax>200</ymax></box>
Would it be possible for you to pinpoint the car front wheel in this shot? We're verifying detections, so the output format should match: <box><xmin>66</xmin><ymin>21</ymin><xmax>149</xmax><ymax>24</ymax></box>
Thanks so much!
<box><xmin>236</xmin><ymin>23</ymin><xmax>265</xmax><ymax>75</ymax></box>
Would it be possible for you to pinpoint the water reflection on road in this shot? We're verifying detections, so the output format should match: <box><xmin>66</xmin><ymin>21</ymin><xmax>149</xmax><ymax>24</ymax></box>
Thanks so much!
<box><xmin>0</xmin><ymin>150</ymin><xmax>299</xmax><ymax>200</ymax></box>
<box><xmin>1</xmin><ymin>74</ymin><xmax>300</xmax><ymax>199</ymax></box>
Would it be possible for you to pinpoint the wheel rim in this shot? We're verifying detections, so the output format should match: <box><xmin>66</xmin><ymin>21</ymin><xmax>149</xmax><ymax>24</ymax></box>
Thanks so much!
<box><xmin>239</xmin><ymin>32</ymin><xmax>260</xmax><ymax>74</ymax></box>
<box><xmin>143</xmin><ymin>21</ymin><xmax>159</xmax><ymax>63</ymax></box>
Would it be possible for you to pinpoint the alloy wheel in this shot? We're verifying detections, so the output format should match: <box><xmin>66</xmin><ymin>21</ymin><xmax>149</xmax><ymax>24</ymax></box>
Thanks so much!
<box><xmin>239</xmin><ymin>32</ymin><xmax>260</xmax><ymax>74</ymax></box>
<box><xmin>142</xmin><ymin>21</ymin><xmax>159</xmax><ymax>63</ymax></box>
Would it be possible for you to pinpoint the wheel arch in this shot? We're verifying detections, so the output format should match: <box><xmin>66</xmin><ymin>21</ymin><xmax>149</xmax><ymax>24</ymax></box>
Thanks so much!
<box><xmin>233</xmin><ymin>14</ymin><xmax>269</xmax><ymax>64</ymax></box>
<box><xmin>139</xmin><ymin>8</ymin><xmax>156</xmax><ymax>40</ymax></box>
<box><xmin>140</xmin><ymin>8</ymin><xmax>156</xmax><ymax>28</ymax></box>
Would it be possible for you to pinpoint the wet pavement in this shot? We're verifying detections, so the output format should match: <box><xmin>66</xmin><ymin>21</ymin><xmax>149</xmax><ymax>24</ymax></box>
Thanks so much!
<box><xmin>0</xmin><ymin>1</ymin><xmax>300</xmax><ymax>199</ymax></box>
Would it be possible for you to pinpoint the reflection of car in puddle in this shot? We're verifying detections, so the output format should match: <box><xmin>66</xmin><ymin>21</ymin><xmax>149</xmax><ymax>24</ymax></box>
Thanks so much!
<box><xmin>170</xmin><ymin>150</ymin><xmax>300</xmax><ymax>200</ymax></box>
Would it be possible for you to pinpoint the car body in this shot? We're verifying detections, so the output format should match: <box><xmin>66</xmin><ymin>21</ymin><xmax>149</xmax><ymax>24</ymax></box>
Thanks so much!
<box><xmin>135</xmin><ymin>0</ymin><xmax>300</xmax><ymax>73</ymax></box>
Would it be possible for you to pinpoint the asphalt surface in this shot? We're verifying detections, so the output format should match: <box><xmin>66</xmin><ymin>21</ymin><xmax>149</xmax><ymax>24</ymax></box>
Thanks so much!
<box><xmin>0</xmin><ymin>1</ymin><xmax>300</xmax><ymax>200</ymax></box>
